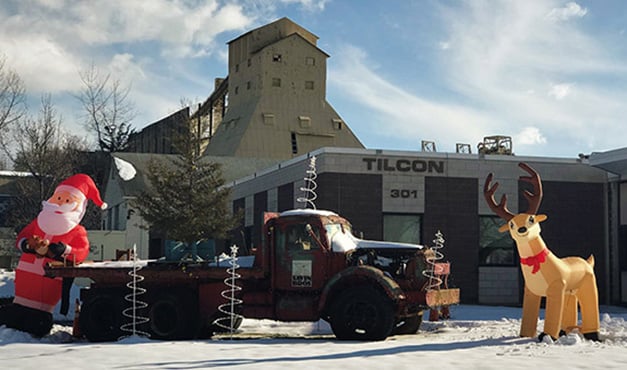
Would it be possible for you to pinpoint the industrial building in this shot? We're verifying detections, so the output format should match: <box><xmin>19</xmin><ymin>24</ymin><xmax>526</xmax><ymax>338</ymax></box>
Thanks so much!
<box><xmin>225</xmin><ymin>146</ymin><xmax>627</xmax><ymax>306</ymax></box>
<box><xmin>125</xmin><ymin>17</ymin><xmax>364</xmax><ymax>160</ymax></box>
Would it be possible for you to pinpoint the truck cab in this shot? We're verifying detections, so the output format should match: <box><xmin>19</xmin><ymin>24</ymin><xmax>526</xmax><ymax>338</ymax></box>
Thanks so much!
<box><xmin>244</xmin><ymin>209</ymin><xmax>459</xmax><ymax>340</ymax></box>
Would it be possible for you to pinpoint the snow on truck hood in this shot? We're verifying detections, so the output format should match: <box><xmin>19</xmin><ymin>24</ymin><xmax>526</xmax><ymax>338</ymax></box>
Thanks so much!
<box><xmin>331</xmin><ymin>229</ymin><xmax>424</xmax><ymax>253</ymax></box>
<box><xmin>356</xmin><ymin>239</ymin><xmax>425</xmax><ymax>250</ymax></box>
<box><xmin>279</xmin><ymin>209</ymin><xmax>338</xmax><ymax>217</ymax></box>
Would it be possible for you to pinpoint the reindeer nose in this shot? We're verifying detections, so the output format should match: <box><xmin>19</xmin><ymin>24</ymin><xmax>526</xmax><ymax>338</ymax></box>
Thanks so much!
<box><xmin>518</xmin><ymin>226</ymin><xmax>527</xmax><ymax>233</ymax></box>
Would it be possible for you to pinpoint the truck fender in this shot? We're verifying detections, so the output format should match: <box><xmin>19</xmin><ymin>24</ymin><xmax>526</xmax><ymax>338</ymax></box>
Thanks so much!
<box><xmin>318</xmin><ymin>265</ymin><xmax>405</xmax><ymax>314</ymax></box>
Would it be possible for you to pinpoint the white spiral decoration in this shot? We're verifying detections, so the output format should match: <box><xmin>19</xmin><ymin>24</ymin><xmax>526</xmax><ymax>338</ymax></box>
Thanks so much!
<box><xmin>213</xmin><ymin>245</ymin><xmax>244</xmax><ymax>337</ymax></box>
<box><xmin>422</xmin><ymin>230</ymin><xmax>446</xmax><ymax>291</ymax></box>
<box><xmin>120</xmin><ymin>244</ymin><xmax>150</xmax><ymax>339</ymax></box>
<box><xmin>297</xmin><ymin>156</ymin><xmax>318</xmax><ymax>209</ymax></box>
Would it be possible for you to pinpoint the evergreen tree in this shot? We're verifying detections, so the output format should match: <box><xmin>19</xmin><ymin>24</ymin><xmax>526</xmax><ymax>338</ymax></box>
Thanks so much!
<box><xmin>132</xmin><ymin>114</ymin><xmax>238</xmax><ymax>251</ymax></box>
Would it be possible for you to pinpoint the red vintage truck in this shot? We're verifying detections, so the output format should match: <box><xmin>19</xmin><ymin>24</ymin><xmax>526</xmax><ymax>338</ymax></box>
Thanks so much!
<box><xmin>45</xmin><ymin>209</ymin><xmax>460</xmax><ymax>342</ymax></box>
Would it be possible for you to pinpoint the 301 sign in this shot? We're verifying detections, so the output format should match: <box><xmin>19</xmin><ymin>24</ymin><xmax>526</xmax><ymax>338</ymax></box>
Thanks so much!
<box><xmin>390</xmin><ymin>189</ymin><xmax>418</xmax><ymax>198</ymax></box>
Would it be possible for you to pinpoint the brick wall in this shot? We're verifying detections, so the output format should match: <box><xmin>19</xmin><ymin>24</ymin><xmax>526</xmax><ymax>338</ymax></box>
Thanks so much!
<box><xmin>316</xmin><ymin>173</ymin><xmax>382</xmax><ymax>240</ymax></box>
<box><xmin>424</xmin><ymin>176</ymin><xmax>479</xmax><ymax>303</ymax></box>
<box><xmin>478</xmin><ymin>267</ymin><xmax>520</xmax><ymax>304</ymax></box>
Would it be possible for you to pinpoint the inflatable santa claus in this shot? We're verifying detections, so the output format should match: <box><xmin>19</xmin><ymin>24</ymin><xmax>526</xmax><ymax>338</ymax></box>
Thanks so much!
<box><xmin>0</xmin><ymin>174</ymin><xmax>107</xmax><ymax>337</ymax></box>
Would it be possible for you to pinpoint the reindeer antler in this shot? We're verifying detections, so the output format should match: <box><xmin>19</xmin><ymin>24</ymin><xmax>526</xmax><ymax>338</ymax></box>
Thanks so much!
<box><xmin>518</xmin><ymin>162</ymin><xmax>543</xmax><ymax>215</ymax></box>
<box><xmin>484</xmin><ymin>173</ymin><xmax>515</xmax><ymax>221</ymax></box>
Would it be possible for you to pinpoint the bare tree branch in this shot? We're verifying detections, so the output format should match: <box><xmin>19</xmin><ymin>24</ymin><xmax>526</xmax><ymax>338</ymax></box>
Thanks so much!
<box><xmin>6</xmin><ymin>95</ymin><xmax>89</xmax><ymax>229</ymax></box>
<box><xmin>0</xmin><ymin>55</ymin><xmax>27</xmax><ymax>148</ymax></box>
<box><xmin>76</xmin><ymin>63</ymin><xmax>136</xmax><ymax>152</ymax></box>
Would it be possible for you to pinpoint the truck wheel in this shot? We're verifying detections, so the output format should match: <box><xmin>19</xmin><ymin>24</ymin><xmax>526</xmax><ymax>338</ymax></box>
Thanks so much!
<box><xmin>330</xmin><ymin>286</ymin><xmax>395</xmax><ymax>341</ymax></box>
<box><xmin>148</xmin><ymin>293</ymin><xmax>197</xmax><ymax>340</ymax></box>
<box><xmin>80</xmin><ymin>294</ymin><xmax>125</xmax><ymax>342</ymax></box>
<box><xmin>393</xmin><ymin>313</ymin><xmax>423</xmax><ymax>335</ymax></box>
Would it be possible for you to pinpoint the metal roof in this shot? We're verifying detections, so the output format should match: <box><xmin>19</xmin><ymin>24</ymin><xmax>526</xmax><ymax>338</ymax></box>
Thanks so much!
<box><xmin>589</xmin><ymin>147</ymin><xmax>627</xmax><ymax>175</ymax></box>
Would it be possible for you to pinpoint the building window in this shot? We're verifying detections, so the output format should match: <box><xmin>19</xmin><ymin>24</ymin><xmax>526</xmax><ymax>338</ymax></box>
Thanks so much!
<box><xmin>305</xmin><ymin>80</ymin><xmax>314</xmax><ymax>90</ymax></box>
<box><xmin>305</xmin><ymin>57</ymin><xmax>315</xmax><ymax>66</ymax></box>
<box><xmin>234</xmin><ymin>86</ymin><xmax>239</xmax><ymax>94</ymax></box>
<box><xmin>263</xmin><ymin>113</ymin><xmax>275</xmax><ymax>125</ymax></box>
<box><xmin>272</xmin><ymin>78</ymin><xmax>281</xmax><ymax>87</ymax></box>
<box><xmin>247</xmin><ymin>81</ymin><xmax>251</xmax><ymax>90</ymax></box>
<box><xmin>332</xmin><ymin>119</ymin><xmax>343</xmax><ymax>130</ymax></box>
<box><xmin>298</xmin><ymin>116</ymin><xmax>311</xmax><ymax>128</ymax></box>
<box><xmin>273</xmin><ymin>54</ymin><xmax>282</xmax><ymax>62</ymax></box>
<box><xmin>247</xmin><ymin>58</ymin><xmax>251</xmax><ymax>67</ymax></box>
<box><xmin>479</xmin><ymin>216</ymin><xmax>515</xmax><ymax>265</ymax></box>
<box><xmin>291</xmin><ymin>132</ymin><xmax>298</xmax><ymax>154</ymax></box>
<box><xmin>235</xmin><ymin>64</ymin><xmax>239</xmax><ymax>72</ymax></box>
<box><xmin>383</xmin><ymin>214</ymin><xmax>421</xmax><ymax>244</ymax></box>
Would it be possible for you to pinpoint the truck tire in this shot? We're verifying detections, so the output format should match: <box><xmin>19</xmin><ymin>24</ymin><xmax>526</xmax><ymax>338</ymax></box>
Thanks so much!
<box><xmin>80</xmin><ymin>293</ymin><xmax>126</xmax><ymax>342</ymax></box>
<box><xmin>330</xmin><ymin>286</ymin><xmax>395</xmax><ymax>341</ymax></box>
<box><xmin>148</xmin><ymin>292</ymin><xmax>198</xmax><ymax>340</ymax></box>
<box><xmin>393</xmin><ymin>313</ymin><xmax>423</xmax><ymax>335</ymax></box>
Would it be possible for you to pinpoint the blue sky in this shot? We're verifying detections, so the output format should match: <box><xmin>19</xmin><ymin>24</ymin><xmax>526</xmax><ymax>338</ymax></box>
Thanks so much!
<box><xmin>1</xmin><ymin>0</ymin><xmax>626</xmax><ymax>158</ymax></box>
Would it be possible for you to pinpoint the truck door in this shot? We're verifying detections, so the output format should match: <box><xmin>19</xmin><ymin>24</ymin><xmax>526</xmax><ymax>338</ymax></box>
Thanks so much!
<box><xmin>273</xmin><ymin>221</ymin><xmax>327</xmax><ymax>292</ymax></box>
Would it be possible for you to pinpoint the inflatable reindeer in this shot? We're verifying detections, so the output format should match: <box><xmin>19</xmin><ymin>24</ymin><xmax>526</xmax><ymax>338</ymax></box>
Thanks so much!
<box><xmin>484</xmin><ymin>162</ymin><xmax>600</xmax><ymax>341</ymax></box>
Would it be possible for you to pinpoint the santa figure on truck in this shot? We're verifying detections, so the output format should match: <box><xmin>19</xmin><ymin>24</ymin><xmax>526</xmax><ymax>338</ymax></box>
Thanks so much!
<box><xmin>0</xmin><ymin>174</ymin><xmax>106</xmax><ymax>337</ymax></box>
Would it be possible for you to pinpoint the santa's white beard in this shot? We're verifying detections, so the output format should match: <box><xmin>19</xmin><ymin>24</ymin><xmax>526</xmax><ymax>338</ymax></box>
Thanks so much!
<box><xmin>37</xmin><ymin>200</ymin><xmax>84</xmax><ymax>236</ymax></box>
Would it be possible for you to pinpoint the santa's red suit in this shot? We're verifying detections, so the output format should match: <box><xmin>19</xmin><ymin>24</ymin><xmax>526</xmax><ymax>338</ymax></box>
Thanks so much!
<box><xmin>0</xmin><ymin>173</ymin><xmax>107</xmax><ymax>337</ymax></box>
<box><xmin>14</xmin><ymin>222</ymin><xmax>90</xmax><ymax>312</ymax></box>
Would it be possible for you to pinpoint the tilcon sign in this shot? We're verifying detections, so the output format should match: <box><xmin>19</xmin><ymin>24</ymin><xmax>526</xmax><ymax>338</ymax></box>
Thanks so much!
<box><xmin>362</xmin><ymin>158</ymin><xmax>445</xmax><ymax>173</ymax></box>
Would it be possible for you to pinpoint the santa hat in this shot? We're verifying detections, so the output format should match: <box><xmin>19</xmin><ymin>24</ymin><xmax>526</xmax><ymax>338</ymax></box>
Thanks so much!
<box><xmin>55</xmin><ymin>174</ymin><xmax>108</xmax><ymax>210</ymax></box>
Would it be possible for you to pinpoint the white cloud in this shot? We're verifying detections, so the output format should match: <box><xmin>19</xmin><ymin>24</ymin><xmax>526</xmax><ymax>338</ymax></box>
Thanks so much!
<box><xmin>0</xmin><ymin>34</ymin><xmax>82</xmax><ymax>92</ymax></box>
<box><xmin>1</xmin><ymin>1</ymin><xmax>254</xmax><ymax>61</ymax></box>
<box><xmin>2</xmin><ymin>0</ymin><xmax>626</xmax><ymax>158</ymax></box>
<box><xmin>548</xmin><ymin>83</ymin><xmax>573</xmax><ymax>100</ymax></box>
<box><xmin>67</xmin><ymin>0</ymin><xmax>252</xmax><ymax>57</ymax></box>
<box><xmin>278</xmin><ymin>0</ymin><xmax>329</xmax><ymax>12</ymax></box>
<box><xmin>0</xmin><ymin>0</ymin><xmax>255</xmax><ymax>111</ymax></box>
<box><xmin>515</xmin><ymin>127</ymin><xmax>547</xmax><ymax>146</ymax></box>
<box><xmin>331</xmin><ymin>1</ymin><xmax>627</xmax><ymax>156</ymax></box>
<box><xmin>547</xmin><ymin>2</ymin><xmax>587</xmax><ymax>21</ymax></box>
<box><xmin>108</xmin><ymin>53</ymin><xmax>147</xmax><ymax>86</ymax></box>
<box><xmin>426</xmin><ymin>1</ymin><xmax>627</xmax><ymax>155</ymax></box>
<box><xmin>35</xmin><ymin>0</ymin><xmax>65</xmax><ymax>10</ymax></box>
<box><xmin>330</xmin><ymin>45</ymin><xmax>497</xmax><ymax>151</ymax></box>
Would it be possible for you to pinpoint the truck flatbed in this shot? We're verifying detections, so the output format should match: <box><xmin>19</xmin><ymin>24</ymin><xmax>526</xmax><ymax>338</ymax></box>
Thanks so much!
<box><xmin>45</xmin><ymin>257</ymin><xmax>265</xmax><ymax>285</ymax></box>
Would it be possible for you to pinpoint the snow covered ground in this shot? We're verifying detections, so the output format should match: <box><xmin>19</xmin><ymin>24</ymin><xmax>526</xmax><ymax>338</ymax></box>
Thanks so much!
<box><xmin>2</xmin><ymin>268</ymin><xmax>627</xmax><ymax>369</ymax></box>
